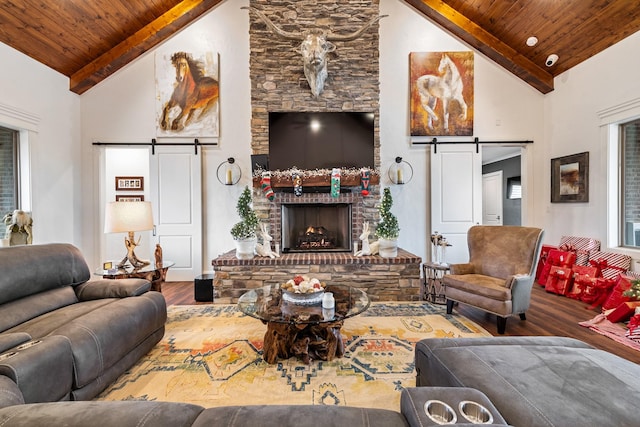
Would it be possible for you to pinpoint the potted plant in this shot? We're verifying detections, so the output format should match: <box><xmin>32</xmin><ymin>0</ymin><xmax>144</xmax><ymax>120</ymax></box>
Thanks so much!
<box><xmin>230</xmin><ymin>186</ymin><xmax>260</xmax><ymax>259</ymax></box>
<box><xmin>375</xmin><ymin>187</ymin><xmax>400</xmax><ymax>258</ymax></box>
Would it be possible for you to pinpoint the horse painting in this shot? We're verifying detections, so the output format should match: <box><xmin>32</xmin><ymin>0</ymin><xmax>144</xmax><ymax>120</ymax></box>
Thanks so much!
<box><xmin>411</xmin><ymin>52</ymin><xmax>473</xmax><ymax>136</ymax></box>
<box><xmin>159</xmin><ymin>51</ymin><xmax>219</xmax><ymax>133</ymax></box>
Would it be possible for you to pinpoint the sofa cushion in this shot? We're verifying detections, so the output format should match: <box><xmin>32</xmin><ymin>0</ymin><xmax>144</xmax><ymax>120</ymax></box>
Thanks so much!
<box><xmin>416</xmin><ymin>337</ymin><xmax>640</xmax><ymax>427</ymax></box>
<box><xmin>51</xmin><ymin>292</ymin><xmax>167</xmax><ymax>388</ymax></box>
<box><xmin>0</xmin><ymin>244</ymin><xmax>90</xmax><ymax>306</ymax></box>
<box><xmin>0</xmin><ymin>287</ymin><xmax>79</xmax><ymax>333</ymax></box>
<box><xmin>0</xmin><ymin>401</ymin><xmax>205</xmax><ymax>427</ymax></box>
<box><xmin>191</xmin><ymin>405</ymin><xmax>409</xmax><ymax>427</ymax></box>
<box><xmin>0</xmin><ymin>376</ymin><xmax>24</xmax><ymax>409</ymax></box>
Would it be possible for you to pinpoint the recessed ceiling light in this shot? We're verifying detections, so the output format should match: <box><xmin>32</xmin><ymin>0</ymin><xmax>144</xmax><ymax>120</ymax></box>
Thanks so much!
<box><xmin>526</xmin><ymin>36</ymin><xmax>538</xmax><ymax>47</ymax></box>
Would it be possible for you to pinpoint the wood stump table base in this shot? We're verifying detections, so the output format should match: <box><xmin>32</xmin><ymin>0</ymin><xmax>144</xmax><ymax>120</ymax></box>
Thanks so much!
<box><xmin>262</xmin><ymin>320</ymin><xmax>344</xmax><ymax>364</ymax></box>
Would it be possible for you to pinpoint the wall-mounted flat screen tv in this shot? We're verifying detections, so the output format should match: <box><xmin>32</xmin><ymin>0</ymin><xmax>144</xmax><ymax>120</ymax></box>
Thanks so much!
<box><xmin>268</xmin><ymin>112</ymin><xmax>375</xmax><ymax>171</ymax></box>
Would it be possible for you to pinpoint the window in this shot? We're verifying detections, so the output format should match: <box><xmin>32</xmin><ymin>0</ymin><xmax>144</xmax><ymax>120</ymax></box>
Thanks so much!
<box><xmin>0</xmin><ymin>126</ymin><xmax>19</xmax><ymax>216</ymax></box>
<box><xmin>621</xmin><ymin>119</ymin><xmax>640</xmax><ymax>247</ymax></box>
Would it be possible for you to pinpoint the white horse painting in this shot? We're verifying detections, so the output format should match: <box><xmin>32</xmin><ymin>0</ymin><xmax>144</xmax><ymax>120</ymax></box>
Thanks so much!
<box><xmin>413</xmin><ymin>53</ymin><xmax>471</xmax><ymax>135</ymax></box>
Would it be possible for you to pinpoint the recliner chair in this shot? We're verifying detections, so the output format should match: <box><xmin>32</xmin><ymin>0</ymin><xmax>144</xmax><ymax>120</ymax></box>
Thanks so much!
<box><xmin>443</xmin><ymin>225</ymin><xmax>544</xmax><ymax>334</ymax></box>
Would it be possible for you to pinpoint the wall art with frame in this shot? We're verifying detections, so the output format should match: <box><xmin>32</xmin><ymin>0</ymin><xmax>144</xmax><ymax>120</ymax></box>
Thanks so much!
<box><xmin>115</xmin><ymin>176</ymin><xmax>144</xmax><ymax>191</ymax></box>
<box><xmin>551</xmin><ymin>152</ymin><xmax>589</xmax><ymax>203</ymax></box>
<box><xmin>115</xmin><ymin>195</ymin><xmax>144</xmax><ymax>202</ymax></box>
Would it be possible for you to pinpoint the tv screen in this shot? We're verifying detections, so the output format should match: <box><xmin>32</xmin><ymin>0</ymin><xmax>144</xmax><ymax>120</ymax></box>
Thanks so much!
<box><xmin>268</xmin><ymin>112</ymin><xmax>375</xmax><ymax>171</ymax></box>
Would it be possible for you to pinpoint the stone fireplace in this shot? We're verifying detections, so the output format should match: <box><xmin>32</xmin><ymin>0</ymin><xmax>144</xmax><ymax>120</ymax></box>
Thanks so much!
<box><xmin>211</xmin><ymin>0</ymin><xmax>422</xmax><ymax>302</ymax></box>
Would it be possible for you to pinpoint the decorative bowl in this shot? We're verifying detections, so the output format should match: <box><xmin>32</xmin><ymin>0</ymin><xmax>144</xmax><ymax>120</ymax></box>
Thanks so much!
<box><xmin>282</xmin><ymin>289</ymin><xmax>324</xmax><ymax>305</ymax></box>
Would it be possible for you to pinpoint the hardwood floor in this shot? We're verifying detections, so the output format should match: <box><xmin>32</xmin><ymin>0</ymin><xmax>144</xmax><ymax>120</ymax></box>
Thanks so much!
<box><xmin>161</xmin><ymin>281</ymin><xmax>640</xmax><ymax>364</ymax></box>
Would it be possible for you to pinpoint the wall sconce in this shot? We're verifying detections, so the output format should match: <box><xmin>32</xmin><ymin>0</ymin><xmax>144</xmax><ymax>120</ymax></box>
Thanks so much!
<box><xmin>216</xmin><ymin>157</ymin><xmax>241</xmax><ymax>185</ymax></box>
<box><xmin>388</xmin><ymin>157</ymin><xmax>413</xmax><ymax>185</ymax></box>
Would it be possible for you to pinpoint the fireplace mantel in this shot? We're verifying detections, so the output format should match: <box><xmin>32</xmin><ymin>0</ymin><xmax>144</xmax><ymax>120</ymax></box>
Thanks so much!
<box><xmin>252</xmin><ymin>171</ymin><xmax>380</xmax><ymax>189</ymax></box>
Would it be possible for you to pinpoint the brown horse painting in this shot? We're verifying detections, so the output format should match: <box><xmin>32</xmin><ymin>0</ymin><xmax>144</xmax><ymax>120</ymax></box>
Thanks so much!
<box><xmin>160</xmin><ymin>52</ymin><xmax>219</xmax><ymax>132</ymax></box>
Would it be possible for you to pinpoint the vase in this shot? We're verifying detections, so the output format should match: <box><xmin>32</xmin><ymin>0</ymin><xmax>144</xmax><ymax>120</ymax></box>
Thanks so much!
<box><xmin>235</xmin><ymin>237</ymin><xmax>257</xmax><ymax>260</ymax></box>
<box><xmin>378</xmin><ymin>237</ymin><xmax>398</xmax><ymax>258</ymax></box>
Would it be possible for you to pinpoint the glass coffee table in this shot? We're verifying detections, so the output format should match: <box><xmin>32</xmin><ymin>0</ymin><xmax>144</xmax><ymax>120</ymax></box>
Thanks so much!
<box><xmin>237</xmin><ymin>284</ymin><xmax>370</xmax><ymax>364</ymax></box>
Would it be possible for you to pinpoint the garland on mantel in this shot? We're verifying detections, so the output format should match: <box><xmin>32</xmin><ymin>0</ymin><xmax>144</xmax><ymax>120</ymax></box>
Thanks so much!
<box><xmin>251</xmin><ymin>167</ymin><xmax>380</xmax><ymax>180</ymax></box>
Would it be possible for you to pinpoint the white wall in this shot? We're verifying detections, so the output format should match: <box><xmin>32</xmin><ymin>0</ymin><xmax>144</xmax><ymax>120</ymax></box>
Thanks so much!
<box><xmin>80</xmin><ymin>0</ymin><xmax>252</xmax><ymax>269</ymax></box>
<box><xmin>0</xmin><ymin>43</ymin><xmax>81</xmax><ymax>247</ymax></box>
<box><xmin>380</xmin><ymin>0</ymin><xmax>544</xmax><ymax>260</ymax></box>
<box><xmin>542</xmin><ymin>30</ymin><xmax>640</xmax><ymax>261</ymax></box>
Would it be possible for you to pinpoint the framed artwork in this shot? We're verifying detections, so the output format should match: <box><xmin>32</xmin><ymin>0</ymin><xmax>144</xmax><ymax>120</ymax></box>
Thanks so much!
<box><xmin>115</xmin><ymin>176</ymin><xmax>144</xmax><ymax>191</ymax></box>
<box><xmin>155</xmin><ymin>46</ymin><xmax>219</xmax><ymax>137</ymax></box>
<box><xmin>410</xmin><ymin>51</ymin><xmax>474</xmax><ymax>136</ymax></box>
<box><xmin>116</xmin><ymin>195</ymin><xmax>144</xmax><ymax>202</ymax></box>
<box><xmin>551</xmin><ymin>152</ymin><xmax>589</xmax><ymax>203</ymax></box>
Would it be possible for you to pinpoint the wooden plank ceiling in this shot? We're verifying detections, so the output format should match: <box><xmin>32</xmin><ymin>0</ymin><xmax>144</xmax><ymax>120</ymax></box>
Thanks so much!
<box><xmin>0</xmin><ymin>0</ymin><xmax>638</xmax><ymax>95</ymax></box>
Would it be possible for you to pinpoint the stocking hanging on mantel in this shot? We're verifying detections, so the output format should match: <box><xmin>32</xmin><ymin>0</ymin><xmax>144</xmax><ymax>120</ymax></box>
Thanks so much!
<box><xmin>293</xmin><ymin>171</ymin><xmax>303</xmax><ymax>197</ymax></box>
<box><xmin>360</xmin><ymin>169</ymin><xmax>370</xmax><ymax>196</ymax></box>
<box><xmin>331</xmin><ymin>168</ymin><xmax>341</xmax><ymax>198</ymax></box>
<box><xmin>261</xmin><ymin>171</ymin><xmax>275</xmax><ymax>201</ymax></box>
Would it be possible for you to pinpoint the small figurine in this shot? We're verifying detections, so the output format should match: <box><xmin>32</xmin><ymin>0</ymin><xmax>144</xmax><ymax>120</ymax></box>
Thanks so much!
<box><xmin>154</xmin><ymin>243</ymin><xmax>163</xmax><ymax>266</ymax></box>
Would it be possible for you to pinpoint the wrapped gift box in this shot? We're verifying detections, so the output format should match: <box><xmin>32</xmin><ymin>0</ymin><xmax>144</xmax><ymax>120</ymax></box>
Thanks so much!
<box><xmin>602</xmin><ymin>273</ymin><xmax>640</xmax><ymax>311</ymax></box>
<box><xmin>559</xmin><ymin>236</ymin><xmax>601</xmax><ymax>266</ymax></box>
<box><xmin>537</xmin><ymin>249</ymin><xmax>577</xmax><ymax>286</ymax></box>
<box><xmin>567</xmin><ymin>265</ymin><xmax>599</xmax><ymax>300</ymax></box>
<box><xmin>588</xmin><ymin>251</ymin><xmax>632</xmax><ymax>280</ymax></box>
<box><xmin>545</xmin><ymin>266</ymin><xmax>573</xmax><ymax>295</ymax></box>
<box><xmin>535</xmin><ymin>244</ymin><xmax>557</xmax><ymax>286</ymax></box>
<box><xmin>580</xmin><ymin>277</ymin><xmax>617</xmax><ymax>309</ymax></box>
<box><xmin>606</xmin><ymin>301</ymin><xmax>640</xmax><ymax>323</ymax></box>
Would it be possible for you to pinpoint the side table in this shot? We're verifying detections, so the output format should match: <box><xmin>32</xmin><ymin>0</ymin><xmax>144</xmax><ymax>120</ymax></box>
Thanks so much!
<box><xmin>95</xmin><ymin>261</ymin><xmax>174</xmax><ymax>292</ymax></box>
<box><xmin>423</xmin><ymin>261</ymin><xmax>450</xmax><ymax>304</ymax></box>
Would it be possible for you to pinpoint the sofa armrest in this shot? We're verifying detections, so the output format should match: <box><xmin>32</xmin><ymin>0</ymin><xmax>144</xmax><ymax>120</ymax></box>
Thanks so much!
<box><xmin>74</xmin><ymin>279</ymin><xmax>151</xmax><ymax>301</ymax></box>
<box><xmin>449</xmin><ymin>263</ymin><xmax>475</xmax><ymax>275</ymax></box>
<box><xmin>0</xmin><ymin>334</ymin><xmax>31</xmax><ymax>354</ymax></box>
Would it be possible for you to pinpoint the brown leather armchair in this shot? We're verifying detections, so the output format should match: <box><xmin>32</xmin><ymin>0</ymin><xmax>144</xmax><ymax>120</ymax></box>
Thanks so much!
<box><xmin>443</xmin><ymin>225</ymin><xmax>544</xmax><ymax>334</ymax></box>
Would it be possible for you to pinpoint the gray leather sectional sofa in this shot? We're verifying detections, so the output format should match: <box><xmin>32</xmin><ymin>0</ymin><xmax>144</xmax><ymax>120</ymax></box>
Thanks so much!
<box><xmin>0</xmin><ymin>243</ymin><xmax>166</xmax><ymax>402</ymax></box>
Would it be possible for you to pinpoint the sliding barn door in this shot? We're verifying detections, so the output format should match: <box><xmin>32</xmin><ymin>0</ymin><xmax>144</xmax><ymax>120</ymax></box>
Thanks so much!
<box><xmin>430</xmin><ymin>144</ymin><xmax>482</xmax><ymax>264</ymax></box>
<box><xmin>149</xmin><ymin>146</ymin><xmax>202</xmax><ymax>281</ymax></box>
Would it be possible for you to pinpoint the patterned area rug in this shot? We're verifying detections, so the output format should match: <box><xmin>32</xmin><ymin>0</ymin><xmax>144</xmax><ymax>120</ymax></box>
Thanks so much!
<box><xmin>97</xmin><ymin>302</ymin><xmax>491</xmax><ymax>410</ymax></box>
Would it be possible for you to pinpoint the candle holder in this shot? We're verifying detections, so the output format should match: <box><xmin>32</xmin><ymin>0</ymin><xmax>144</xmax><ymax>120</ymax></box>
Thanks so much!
<box><xmin>388</xmin><ymin>156</ymin><xmax>413</xmax><ymax>185</ymax></box>
<box><xmin>216</xmin><ymin>157</ymin><xmax>241</xmax><ymax>185</ymax></box>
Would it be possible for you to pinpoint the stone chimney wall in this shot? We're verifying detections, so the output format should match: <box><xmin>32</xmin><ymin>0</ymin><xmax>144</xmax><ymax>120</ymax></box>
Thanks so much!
<box><xmin>247</xmin><ymin>0</ymin><xmax>383</xmax><ymax>242</ymax></box>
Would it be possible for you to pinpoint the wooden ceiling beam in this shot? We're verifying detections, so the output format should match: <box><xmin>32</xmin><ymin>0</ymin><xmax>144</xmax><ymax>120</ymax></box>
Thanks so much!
<box><xmin>404</xmin><ymin>0</ymin><xmax>554</xmax><ymax>94</ymax></box>
<box><xmin>69</xmin><ymin>0</ymin><xmax>222</xmax><ymax>95</ymax></box>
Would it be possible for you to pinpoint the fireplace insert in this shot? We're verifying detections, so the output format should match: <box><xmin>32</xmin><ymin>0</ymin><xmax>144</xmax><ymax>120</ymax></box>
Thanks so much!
<box><xmin>281</xmin><ymin>203</ymin><xmax>352</xmax><ymax>253</ymax></box>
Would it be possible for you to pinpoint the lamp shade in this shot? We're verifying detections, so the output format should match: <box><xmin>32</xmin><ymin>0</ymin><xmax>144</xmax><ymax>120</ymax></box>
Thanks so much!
<box><xmin>104</xmin><ymin>201</ymin><xmax>154</xmax><ymax>233</ymax></box>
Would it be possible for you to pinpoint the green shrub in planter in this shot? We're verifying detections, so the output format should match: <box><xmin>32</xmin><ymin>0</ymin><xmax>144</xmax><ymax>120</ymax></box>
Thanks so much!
<box><xmin>230</xmin><ymin>186</ymin><xmax>259</xmax><ymax>240</ymax></box>
<box><xmin>375</xmin><ymin>188</ymin><xmax>400</xmax><ymax>240</ymax></box>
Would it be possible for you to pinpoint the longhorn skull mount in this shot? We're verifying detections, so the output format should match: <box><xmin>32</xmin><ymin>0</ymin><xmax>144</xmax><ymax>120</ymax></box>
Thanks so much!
<box><xmin>243</xmin><ymin>6</ymin><xmax>387</xmax><ymax>97</ymax></box>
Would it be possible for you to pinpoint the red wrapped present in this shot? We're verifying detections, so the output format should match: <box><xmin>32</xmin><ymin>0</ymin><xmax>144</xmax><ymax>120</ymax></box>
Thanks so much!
<box><xmin>537</xmin><ymin>249</ymin><xmax>577</xmax><ymax>285</ymax></box>
<box><xmin>588</xmin><ymin>251</ymin><xmax>631</xmax><ymax>280</ymax></box>
<box><xmin>545</xmin><ymin>266</ymin><xmax>573</xmax><ymax>295</ymax></box>
<box><xmin>580</xmin><ymin>277</ymin><xmax>617</xmax><ymax>309</ymax></box>
<box><xmin>535</xmin><ymin>245</ymin><xmax>557</xmax><ymax>286</ymax></box>
<box><xmin>567</xmin><ymin>265</ymin><xmax>599</xmax><ymax>300</ymax></box>
<box><xmin>606</xmin><ymin>301</ymin><xmax>640</xmax><ymax>323</ymax></box>
<box><xmin>559</xmin><ymin>236</ymin><xmax>601</xmax><ymax>266</ymax></box>
<box><xmin>602</xmin><ymin>273</ymin><xmax>640</xmax><ymax>311</ymax></box>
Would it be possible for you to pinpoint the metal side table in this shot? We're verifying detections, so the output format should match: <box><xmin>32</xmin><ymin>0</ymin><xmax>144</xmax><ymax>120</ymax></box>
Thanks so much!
<box><xmin>423</xmin><ymin>261</ymin><xmax>450</xmax><ymax>304</ymax></box>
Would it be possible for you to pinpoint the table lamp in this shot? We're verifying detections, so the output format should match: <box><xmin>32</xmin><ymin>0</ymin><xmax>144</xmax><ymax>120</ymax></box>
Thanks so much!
<box><xmin>104</xmin><ymin>201</ymin><xmax>154</xmax><ymax>268</ymax></box>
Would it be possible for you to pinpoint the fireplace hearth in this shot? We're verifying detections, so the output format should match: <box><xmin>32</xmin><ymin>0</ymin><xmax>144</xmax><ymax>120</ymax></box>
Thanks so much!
<box><xmin>281</xmin><ymin>203</ymin><xmax>352</xmax><ymax>253</ymax></box>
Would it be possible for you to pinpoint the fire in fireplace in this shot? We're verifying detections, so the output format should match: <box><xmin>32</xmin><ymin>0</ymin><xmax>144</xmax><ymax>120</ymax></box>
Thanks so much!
<box><xmin>281</xmin><ymin>203</ymin><xmax>352</xmax><ymax>253</ymax></box>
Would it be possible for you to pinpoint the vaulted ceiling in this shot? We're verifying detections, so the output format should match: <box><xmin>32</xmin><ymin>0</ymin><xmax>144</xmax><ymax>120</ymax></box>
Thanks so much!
<box><xmin>0</xmin><ymin>0</ymin><xmax>638</xmax><ymax>95</ymax></box>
